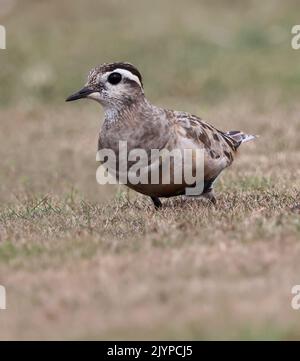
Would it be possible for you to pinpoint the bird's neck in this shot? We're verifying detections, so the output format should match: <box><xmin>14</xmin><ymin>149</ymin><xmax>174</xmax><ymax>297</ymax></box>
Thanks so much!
<box><xmin>99</xmin><ymin>96</ymin><xmax>169</xmax><ymax>154</ymax></box>
<box><xmin>103</xmin><ymin>96</ymin><xmax>153</xmax><ymax>126</ymax></box>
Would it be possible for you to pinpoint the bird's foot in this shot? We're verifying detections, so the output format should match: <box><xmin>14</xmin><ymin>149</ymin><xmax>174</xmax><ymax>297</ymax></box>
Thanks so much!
<box><xmin>201</xmin><ymin>191</ymin><xmax>217</xmax><ymax>205</ymax></box>
<box><xmin>150</xmin><ymin>196</ymin><xmax>162</xmax><ymax>210</ymax></box>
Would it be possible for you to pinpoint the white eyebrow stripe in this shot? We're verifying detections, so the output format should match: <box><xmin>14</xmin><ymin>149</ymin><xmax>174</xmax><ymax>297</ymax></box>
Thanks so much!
<box><xmin>105</xmin><ymin>68</ymin><xmax>142</xmax><ymax>87</ymax></box>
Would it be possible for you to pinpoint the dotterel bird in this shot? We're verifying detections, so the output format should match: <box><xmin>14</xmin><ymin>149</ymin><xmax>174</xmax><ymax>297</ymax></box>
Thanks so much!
<box><xmin>66</xmin><ymin>62</ymin><xmax>256</xmax><ymax>208</ymax></box>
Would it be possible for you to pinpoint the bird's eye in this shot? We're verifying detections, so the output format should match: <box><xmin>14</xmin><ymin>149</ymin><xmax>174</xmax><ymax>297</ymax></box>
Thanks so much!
<box><xmin>108</xmin><ymin>72</ymin><xmax>122</xmax><ymax>85</ymax></box>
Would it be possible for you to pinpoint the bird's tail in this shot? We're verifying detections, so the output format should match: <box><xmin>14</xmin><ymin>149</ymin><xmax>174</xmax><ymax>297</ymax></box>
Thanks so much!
<box><xmin>225</xmin><ymin>130</ymin><xmax>257</xmax><ymax>145</ymax></box>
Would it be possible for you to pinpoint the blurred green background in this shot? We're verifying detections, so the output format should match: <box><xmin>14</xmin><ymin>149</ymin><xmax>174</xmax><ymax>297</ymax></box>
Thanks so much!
<box><xmin>1</xmin><ymin>0</ymin><xmax>300</xmax><ymax>109</ymax></box>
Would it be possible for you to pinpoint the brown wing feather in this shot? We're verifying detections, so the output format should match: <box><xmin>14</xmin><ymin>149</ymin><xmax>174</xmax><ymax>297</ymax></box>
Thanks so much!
<box><xmin>166</xmin><ymin>110</ymin><xmax>237</xmax><ymax>180</ymax></box>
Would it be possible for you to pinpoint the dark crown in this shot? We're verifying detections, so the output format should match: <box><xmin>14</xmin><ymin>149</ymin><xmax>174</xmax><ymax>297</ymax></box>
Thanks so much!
<box><xmin>100</xmin><ymin>62</ymin><xmax>143</xmax><ymax>87</ymax></box>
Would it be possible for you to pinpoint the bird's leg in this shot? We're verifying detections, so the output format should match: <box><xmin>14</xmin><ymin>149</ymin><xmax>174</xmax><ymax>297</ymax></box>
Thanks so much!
<box><xmin>202</xmin><ymin>189</ymin><xmax>217</xmax><ymax>205</ymax></box>
<box><xmin>201</xmin><ymin>178</ymin><xmax>217</xmax><ymax>205</ymax></box>
<box><xmin>150</xmin><ymin>196</ymin><xmax>162</xmax><ymax>209</ymax></box>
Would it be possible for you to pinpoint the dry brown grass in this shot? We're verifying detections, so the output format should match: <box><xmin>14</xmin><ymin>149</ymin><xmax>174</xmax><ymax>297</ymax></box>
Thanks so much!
<box><xmin>0</xmin><ymin>101</ymin><xmax>300</xmax><ymax>340</ymax></box>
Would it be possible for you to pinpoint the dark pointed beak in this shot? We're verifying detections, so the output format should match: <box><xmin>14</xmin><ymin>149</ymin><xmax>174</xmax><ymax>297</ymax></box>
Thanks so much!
<box><xmin>65</xmin><ymin>86</ymin><xmax>95</xmax><ymax>102</ymax></box>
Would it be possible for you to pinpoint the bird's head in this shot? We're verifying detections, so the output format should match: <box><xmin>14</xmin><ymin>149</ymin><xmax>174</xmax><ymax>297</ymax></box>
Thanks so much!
<box><xmin>66</xmin><ymin>62</ymin><xmax>144</xmax><ymax>108</ymax></box>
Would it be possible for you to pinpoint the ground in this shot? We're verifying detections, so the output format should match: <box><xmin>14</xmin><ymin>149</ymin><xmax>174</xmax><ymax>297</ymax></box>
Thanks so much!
<box><xmin>0</xmin><ymin>0</ymin><xmax>300</xmax><ymax>340</ymax></box>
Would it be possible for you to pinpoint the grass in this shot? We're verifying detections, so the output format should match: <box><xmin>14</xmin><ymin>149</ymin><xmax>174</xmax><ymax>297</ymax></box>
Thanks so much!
<box><xmin>0</xmin><ymin>0</ymin><xmax>300</xmax><ymax>340</ymax></box>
